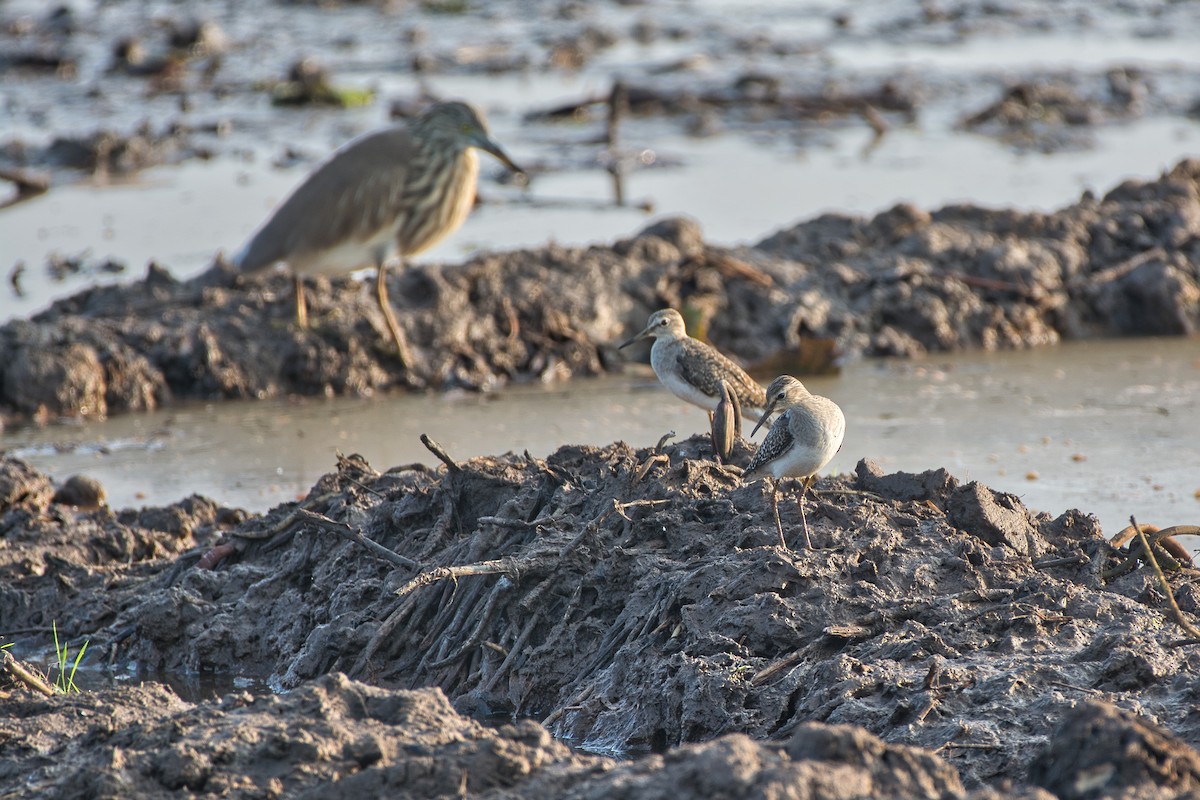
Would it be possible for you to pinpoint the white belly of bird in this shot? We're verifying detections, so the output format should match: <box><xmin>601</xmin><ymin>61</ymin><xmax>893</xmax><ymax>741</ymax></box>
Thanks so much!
<box><xmin>764</xmin><ymin>440</ymin><xmax>834</xmax><ymax>481</ymax></box>
<box><xmin>292</xmin><ymin>225</ymin><xmax>400</xmax><ymax>277</ymax></box>
<box><xmin>655</xmin><ymin>365</ymin><xmax>718</xmax><ymax>412</ymax></box>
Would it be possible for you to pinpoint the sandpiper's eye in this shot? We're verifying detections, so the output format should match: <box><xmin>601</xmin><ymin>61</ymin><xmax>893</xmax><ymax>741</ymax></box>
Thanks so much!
<box><xmin>775</xmin><ymin>391</ymin><xmax>785</xmax><ymax>400</ymax></box>
<box><xmin>659</xmin><ymin>318</ymin><xmax>668</xmax><ymax>326</ymax></box>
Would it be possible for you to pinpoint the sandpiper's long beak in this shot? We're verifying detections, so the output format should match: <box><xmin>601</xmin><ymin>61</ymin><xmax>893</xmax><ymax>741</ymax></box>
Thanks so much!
<box><xmin>618</xmin><ymin>324</ymin><xmax>654</xmax><ymax>350</ymax></box>
<box><xmin>750</xmin><ymin>399</ymin><xmax>778</xmax><ymax>437</ymax></box>
<box><xmin>480</xmin><ymin>138</ymin><xmax>526</xmax><ymax>180</ymax></box>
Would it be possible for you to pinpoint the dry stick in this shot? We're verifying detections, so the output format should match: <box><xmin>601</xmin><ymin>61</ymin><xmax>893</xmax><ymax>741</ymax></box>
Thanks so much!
<box><xmin>483</xmin><ymin>611</ymin><xmax>540</xmax><ymax>694</ymax></box>
<box><xmin>1102</xmin><ymin>526</ymin><xmax>1199</xmax><ymax>580</ymax></box>
<box><xmin>607</xmin><ymin>80</ymin><xmax>628</xmax><ymax>207</ymax></box>
<box><xmin>395</xmin><ymin>558</ymin><xmax>523</xmax><ymax>598</ymax></box>
<box><xmin>342</xmin><ymin>473</ymin><xmax>386</xmax><ymax>499</ymax></box>
<box><xmin>296</xmin><ymin>508</ymin><xmax>422</xmax><ymax>570</ymax></box>
<box><xmin>2</xmin><ymin>651</ymin><xmax>55</xmax><ymax>697</ymax></box>
<box><xmin>350</xmin><ymin>593</ymin><xmax>421</xmax><ymax>678</ymax></box>
<box><xmin>421</xmin><ymin>434</ymin><xmax>461</xmax><ymax>473</ymax></box>
<box><xmin>613</xmin><ymin>498</ymin><xmax>670</xmax><ymax>521</ymax></box>
<box><xmin>1077</xmin><ymin>247</ymin><xmax>1165</xmax><ymax>288</ymax></box>
<box><xmin>1132</xmin><ymin>516</ymin><xmax>1200</xmax><ymax>641</ymax></box>
<box><xmin>1111</xmin><ymin>524</ymin><xmax>1200</xmax><ymax>553</ymax></box>
<box><xmin>428</xmin><ymin>580</ymin><xmax>512</xmax><ymax>670</ymax></box>
<box><xmin>478</xmin><ymin>514</ymin><xmax>557</xmax><ymax>529</ymax></box>
<box><xmin>422</xmin><ymin>578</ymin><xmax>488</xmax><ymax>668</ymax></box>
<box><xmin>1032</xmin><ymin>554</ymin><xmax>1090</xmax><ymax>570</ymax></box>
<box><xmin>633</xmin><ymin>454</ymin><xmax>669</xmax><ymax>485</ymax></box>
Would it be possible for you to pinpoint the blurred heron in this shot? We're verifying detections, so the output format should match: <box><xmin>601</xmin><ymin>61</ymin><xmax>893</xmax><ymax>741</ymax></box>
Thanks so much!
<box><xmin>232</xmin><ymin>101</ymin><xmax>524</xmax><ymax>368</ymax></box>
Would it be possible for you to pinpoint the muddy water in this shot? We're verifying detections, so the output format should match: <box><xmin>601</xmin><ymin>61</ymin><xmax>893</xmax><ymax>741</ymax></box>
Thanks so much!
<box><xmin>3</xmin><ymin>336</ymin><xmax>1196</xmax><ymax>544</ymax></box>
<box><xmin>4</xmin><ymin>114</ymin><xmax>1198</xmax><ymax>324</ymax></box>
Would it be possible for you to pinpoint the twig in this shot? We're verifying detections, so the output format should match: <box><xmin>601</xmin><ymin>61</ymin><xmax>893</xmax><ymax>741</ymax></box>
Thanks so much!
<box><xmin>342</xmin><ymin>474</ymin><xmax>386</xmax><ymax>499</ymax></box>
<box><xmin>1102</xmin><ymin>525</ymin><xmax>1199</xmax><ymax>579</ymax></box>
<box><xmin>1076</xmin><ymin>247</ymin><xmax>1165</xmax><ymax>288</ymax></box>
<box><xmin>613</xmin><ymin>498</ymin><xmax>670</xmax><ymax>521</ymax></box>
<box><xmin>297</xmin><ymin>508</ymin><xmax>421</xmax><ymax>569</ymax></box>
<box><xmin>2</xmin><ymin>651</ymin><xmax>55</xmax><ymax>697</ymax></box>
<box><xmin>477</xmin><ymin>515</ymin><xmax>556</xmax><ymax>529</ymax></box>
<box><xmin>752</xmin><ymin>649</ymin><xmax>806</xmax><ymax>686</ymax></box>
<box><xmin>421</xmin><ymin>434</ymin><xmax>461</xmax><ymax>473</ymax></box>
<box><xmin>634</xmin><ymin>453</ymin><xmax>670</xmax><ymax>485</ymax></box>
<box><xmin>395</xmin><ymin>558</ymin><xmax>521</xmax><ymax>598</ymax></box>
<box><xmin>654</xmin><ymin>431</ymin><xmax>675</xmax><ymax>453</ymax></box>
<box><xmin>483</xmin><ymin>611</ymin><xmax>539</xmax><ymax>693</ymax></box>
<box><xmin>1032</xmin><ymin>554</ymin><xmax>1089</xmax><ymax>570</ymax></box>
<box><xmin>1132</xmin><ymin>515</ymin><xmax>1200</xmax><ymax>640</ymax></box>
<box><xmin>428</xmin><ymin>579</ymin><xmax>512</xmax><ymax>669</ymax></box>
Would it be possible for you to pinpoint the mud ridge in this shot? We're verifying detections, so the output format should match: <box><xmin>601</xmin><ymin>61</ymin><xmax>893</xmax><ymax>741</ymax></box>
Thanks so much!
<box><xmin>3</xmin><ymin>159</ymin><xmax>1199</xmax><ymax>427</ymax></box>
<box><xmin>4</xmin><ymin>434</ymin><xmax>1200</xmax><ymax>796</ymax></box>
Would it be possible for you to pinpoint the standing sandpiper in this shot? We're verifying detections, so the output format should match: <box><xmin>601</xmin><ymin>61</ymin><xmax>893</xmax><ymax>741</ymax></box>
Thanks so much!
<box><xmin>619</xmin><ymin>309</ymin><xmax>767</xmax><ymax>426</ymax></box>
<box><xmin>744</xmin><ymin>375</ymin><xmax>845</xmax><ymax>550</ymax></box>
<box><xmin>232</xmin><ymin>101</ymin><xmax>524</xmax><ymax>369</ymax></box>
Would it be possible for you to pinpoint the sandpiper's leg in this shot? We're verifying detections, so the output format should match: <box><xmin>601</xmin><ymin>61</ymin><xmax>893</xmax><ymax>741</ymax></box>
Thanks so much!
<box><xmin>771</xmin><ymin>480</ymin><xmax>788</xmax><ymax>551</ymax></box>
<box><xmin>375</xmin><ymin>260</ymin><xmax>414</xmax><ymax>368</ymax></box>
<box><xmin>796</xmin><ymin>475</ymin><xmax>815</xmax><ymax>549</ymax></box>
<box><xmin>294</xmin><ymin>274</ymin><xmax>309</xmax><ymax>329</ymax></box>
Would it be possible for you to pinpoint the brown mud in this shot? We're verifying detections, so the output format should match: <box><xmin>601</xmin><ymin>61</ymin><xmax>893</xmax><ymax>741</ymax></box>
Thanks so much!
<box><xmin>2</xmin><ymin>160</ymin><xmax>1199</xmax><ymax>427</ymax></box>
<box><xmin>4</xmin><ymin>428</ymin><xmax>1200</xmax><ymax>797</ymax></box>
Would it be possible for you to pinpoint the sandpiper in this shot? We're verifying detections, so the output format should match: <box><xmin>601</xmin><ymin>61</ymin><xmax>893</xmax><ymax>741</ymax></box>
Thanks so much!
<box><xmin>232</xmin><ymin>101</ymin><xmax>524</xmax><ymax>369</ymax></box>
<box><xmin>619</xmin><ymin>309</ymin><xmax>767</xmax><ymax>425</ymax></box>
<box><xmin>744</xmin><ymin>375</ymin><xmax>845</xmax><ymax>550</ymax></box>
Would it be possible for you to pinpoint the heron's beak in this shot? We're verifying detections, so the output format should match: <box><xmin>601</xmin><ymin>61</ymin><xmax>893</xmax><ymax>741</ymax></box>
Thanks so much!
<box><xmin>619</xmin><ymin>323</ymin><xmax>654</xmax><ymax>350</ymax></box>
<box><xmin>480</xmin><ymin>138</ymin><xmax>526</xmax><ymax>180</ymax></box>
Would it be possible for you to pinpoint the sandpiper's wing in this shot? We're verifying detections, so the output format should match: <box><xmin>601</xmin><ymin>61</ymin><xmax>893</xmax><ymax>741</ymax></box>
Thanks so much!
<box><xmin>744</xmin><ymin>410</ymin><xmax>795</xmax><ymax>477</ymax></box>
<box><xmin>673</xmin><ymin>338</ymin><xmax>765</xmax><ymax>410</ymax></box>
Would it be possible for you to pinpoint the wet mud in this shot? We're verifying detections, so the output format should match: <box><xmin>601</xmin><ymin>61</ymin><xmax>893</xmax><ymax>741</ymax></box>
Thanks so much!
<box><xmin>4</xmin><ymin>430</ymin><xmax>1200</xmax><ymax>797</ymax></box>
<box><xmin>2</xmin><ymin>160</ymin><xmax>1199</xmax><ymax>426</ymax></box>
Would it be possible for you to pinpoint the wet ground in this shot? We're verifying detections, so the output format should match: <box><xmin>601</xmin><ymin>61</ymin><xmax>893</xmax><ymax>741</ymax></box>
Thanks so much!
<box><xmin>3</xmin><ymin>1</ymin><xmax>1200</xmax><ymax>798</ymax></box>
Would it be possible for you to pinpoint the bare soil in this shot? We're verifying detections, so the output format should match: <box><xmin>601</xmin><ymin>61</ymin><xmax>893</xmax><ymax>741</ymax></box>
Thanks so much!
<box><xmin>4</xmin><ymin>428</ymin><xmax>1200</xmax><ymax>797</ymax></box>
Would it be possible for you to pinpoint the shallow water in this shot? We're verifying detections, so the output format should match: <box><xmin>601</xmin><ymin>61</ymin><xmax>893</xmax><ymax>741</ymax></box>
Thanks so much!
<box><xmin>4</xmin><ymin>336</ymin><xmax>1197</xmax><ymax>546</ymax></box>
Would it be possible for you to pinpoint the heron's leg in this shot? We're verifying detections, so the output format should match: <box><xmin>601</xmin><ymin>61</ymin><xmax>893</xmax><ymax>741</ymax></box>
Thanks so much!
<box><xmin>771</xmin><ymin>480</ymin><xmax>788</xmax><ymax>551</ymax></box>
<box><xmin>375</xmin><ymin>260</ymin><xmax>414</xmax><ymax>369</ymax></box>
<box><xmin>796</xmin><ymin>475</ymin><xmax>815</xmax><ymax>549</ymax></box>
<box><xmin>294</xmin><ymin>274</ymin><xmax>308</xmax><ymax>329</ymax></box>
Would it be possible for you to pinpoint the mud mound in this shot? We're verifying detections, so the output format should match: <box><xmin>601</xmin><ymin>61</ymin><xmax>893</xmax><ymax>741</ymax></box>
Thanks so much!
<box><xmin>3</xmin><ymin>160</ymin><xmax>1199</xmax><ymax>426</ymax></box>
<box><xmin>0</xmin><ymin>455</ymin><xmax>243</xmax><ymax>635</ymax></box>
<box><xmin>0</xmin><ymin>670</ymin><xmax>1062</xmax><ymax>799</ymax></box>
<box><xmin>4</xmin><ymin>434</ymin><xmax>1200</xmax><ymax>792</ymax></box>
